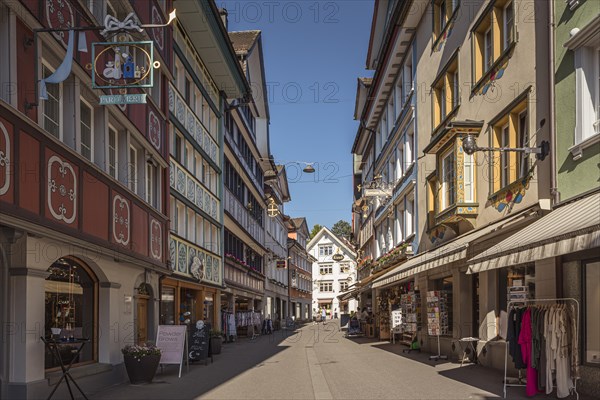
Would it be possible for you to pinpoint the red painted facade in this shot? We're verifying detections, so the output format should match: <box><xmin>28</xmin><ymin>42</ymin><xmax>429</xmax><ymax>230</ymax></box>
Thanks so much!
<box><xmin>0</xmin><ymin>0</ymin><xmax>173</xmax><ymax>268</ymax></box>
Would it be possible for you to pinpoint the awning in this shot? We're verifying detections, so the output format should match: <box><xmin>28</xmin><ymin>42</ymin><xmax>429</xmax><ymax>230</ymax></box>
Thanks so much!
<box><xmin>373</xmin><ymin>207</ymin><xmax>538</xmax><ymax>289</ymax></box>
<box><xmin>338</xmin><ymin>287</ymin><xmax>360</xmax><ymax>301</ymax></box>
<box><xmin>318</xmin><ymin>299</ymin><xmax>333</xmax><ymax>304</ymax></box>
<box><xmin>467</xmin><ymin>192</ymin><xmax>600</xmax><ymax>274</ymax></box>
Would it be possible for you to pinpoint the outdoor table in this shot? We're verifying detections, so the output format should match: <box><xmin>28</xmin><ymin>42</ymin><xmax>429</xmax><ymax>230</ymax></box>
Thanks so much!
<box><xmin>41</xmin><ymin>337</ymin><xmax>90</xmax><ymax>400</ymax></box>
<box><xmin>458</xmin><ymin>337</ymin><xmax>479</xmax><ymax>366</ymax></box>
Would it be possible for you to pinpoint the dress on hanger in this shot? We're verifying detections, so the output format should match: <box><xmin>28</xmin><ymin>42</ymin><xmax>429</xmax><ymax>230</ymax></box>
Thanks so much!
<box><xmin>518</xmin><ymin>308</ymin><xmax>538</xmax><ymax>397</ymax></box>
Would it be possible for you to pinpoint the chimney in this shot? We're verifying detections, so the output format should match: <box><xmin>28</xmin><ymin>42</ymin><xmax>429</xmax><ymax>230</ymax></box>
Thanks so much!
<box><xmin>219</xmin><ymin>8</ymin><xmax>228</xmax><ymax>30</ymax></box>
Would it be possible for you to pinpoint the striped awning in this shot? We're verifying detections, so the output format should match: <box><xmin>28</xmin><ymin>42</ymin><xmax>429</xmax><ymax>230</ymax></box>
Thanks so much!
<box><xmin>373</xmin><ymin>207</ymin><xmax>537</xmax><ymax>289</ymax></box>
<box><xmin>467</xmin><ymin>192</ymin><xmax>600</xmax><ymax>274</ymax></box>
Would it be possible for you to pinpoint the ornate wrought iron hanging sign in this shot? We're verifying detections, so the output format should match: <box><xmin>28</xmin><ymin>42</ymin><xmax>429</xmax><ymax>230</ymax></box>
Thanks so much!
<box><xmin>92</xmin><ymin>40</ymin><xmax>155</xmax><ymax>89</ymax></box>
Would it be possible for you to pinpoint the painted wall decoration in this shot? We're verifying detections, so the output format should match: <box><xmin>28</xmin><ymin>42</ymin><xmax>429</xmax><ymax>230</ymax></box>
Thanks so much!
<box><xmin>0</xmin><ymin>121</ymin><xmax>10</xmax><ymax>196</ymax></box>
<box><xmin>47</xmin><ymin>155</ymin><xmax>77</xmax><ymax>224</ymax></box>
<box><xmin>151</xmin><ymin>6</ymin><xmax>165</xmax><ymax>50</ymax></box>
<box><xmin>46</xmin><ymin>0</ymin><xmax>74</xmax><ymax>45</ymax></box>
<box><xmin>148</xmin><ymin>110</ymin><xmax>161</xmax><ymax>150</ymax></box>
<box><xmin>112</xmin><ymin>194</ymin><xmax>130</xmax><ymax>245</ymax></box>
<box><xmin>169</xmin><ymin>236</ymin><xmax>222</xmax><ymax>286</ymax></box>
<box><xmin>169</xmin><ymin>237</ymin><xmax>177</xmax><ymax>270</ymax></box>
<box><xmin>476</xmin><ymin>58</ymin><xmax>510</xmax><ymax>96</ymax></box>
<box><xmin>434</xmin><ymin>18</ymin><xmax>455</xmax><ymax>52</ymax></box>
<box><xmin>150</xmin><ymin>217</ymin><xmax>162</xmax><ymax>260</ymax></box>
<box><xmin>429</xmin><ymin>226</ymin><xmax>446</xmax><ymax>244</ymax></box>
<box><xmin>491</xmin><ymin>174</ymin><xmax>533</xmax><ymax>212</ymax></box>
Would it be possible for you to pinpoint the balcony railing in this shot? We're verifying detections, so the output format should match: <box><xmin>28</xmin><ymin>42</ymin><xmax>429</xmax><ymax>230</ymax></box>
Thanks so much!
<box><xmin>224</xmin><ymin>188</ymin><xmax>265</xmax><ymax>245</ymax></box>
<box><xmin>168</xmin><ymin>83</ymin><xmax>219</xmax><ymax>166</ymax></box>
<box><xmin>170</xmin><ymin>158</ymin><xmax>220</xmax><ymax>222</ymax></box>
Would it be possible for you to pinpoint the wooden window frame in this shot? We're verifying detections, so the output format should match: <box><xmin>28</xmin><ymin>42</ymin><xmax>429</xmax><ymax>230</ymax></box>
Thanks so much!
<box><xmin>432</xmin><ymin>53</ymin><xmax>460</xmax><ymax>132</ymax></box>
<box><xmin>79</xmin><ymin>97</ymin><xmax>94</xmax><ymax>162</ymax></box>
<box><xmin>432</xmin><ymin>0</ymin><xmax>461</xmax><ymax>49</ymax></box>
<box><xmin>490</xmin><ymin>98</ymin><xmax>528</xmax><ymax>194</ymax></box>
<box><xmin>440</xmin><ymin>148</ymin><xmax>456</xmax><ymax>211</ymax></box>
<box><xmin>108</xmin><ymin>124</ymin><xmax>118</xmax><ymax>179</ymax></box>
<box><xmin>41</xmin><ymin>61</ymin><xmax>63</xmax><ymax>141</ymax></box>
<box><xmin>471</xmin><ymin>0</ymin><xmax>517</xmax><ymax>92</ymax></box>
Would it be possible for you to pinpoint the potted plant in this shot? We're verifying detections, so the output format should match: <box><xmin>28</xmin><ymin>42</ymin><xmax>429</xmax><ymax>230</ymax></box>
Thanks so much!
<box><xmin>209</xmin><ymin>330</ymin><xmax>223</xmax><ymax>355</ymax></box>
<box><xmin>121</xmin><ymin>342</ymin><xmax>161</xmax><ymax>384</ymax></box>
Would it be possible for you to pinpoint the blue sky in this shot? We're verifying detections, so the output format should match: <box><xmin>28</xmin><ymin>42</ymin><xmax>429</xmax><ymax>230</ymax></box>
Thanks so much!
<box><xmin>224</xmin><ymin>0</ymin><xmax>374</xmax><ymax>231</ymax></box>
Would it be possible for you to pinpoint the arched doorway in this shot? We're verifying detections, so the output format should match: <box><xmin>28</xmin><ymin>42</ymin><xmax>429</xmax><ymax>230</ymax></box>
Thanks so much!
<box><xmin>44</xmin><ymin>257</ymin><xmax>97</xmax><ymax>369</ymax></box>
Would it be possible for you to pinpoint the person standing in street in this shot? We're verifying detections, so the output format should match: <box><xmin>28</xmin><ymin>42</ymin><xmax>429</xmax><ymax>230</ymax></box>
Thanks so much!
<box><xmin>321</xmin><ymin>308</ymin><xmax>327</xmax><ymax>323</ymax></box>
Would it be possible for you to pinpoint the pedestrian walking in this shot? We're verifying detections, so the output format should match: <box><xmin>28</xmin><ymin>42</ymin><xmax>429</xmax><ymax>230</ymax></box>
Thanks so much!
<box><xmin>321</xmin><ymin>308</ymin><xmax>327</xmax><ymax>323</ymax></box>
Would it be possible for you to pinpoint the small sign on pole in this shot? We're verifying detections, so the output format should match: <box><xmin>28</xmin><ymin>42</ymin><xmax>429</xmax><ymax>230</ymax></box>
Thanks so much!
<box><xmin>156</xmin><ymin>325</ymin><xmax>188</xmax><ymax>378</ymax></box>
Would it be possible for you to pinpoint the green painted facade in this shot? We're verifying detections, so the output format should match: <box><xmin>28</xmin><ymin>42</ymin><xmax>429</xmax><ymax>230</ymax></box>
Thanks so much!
<box><xmin>554</xmin><ymin>0</ymin><xmax>600</xmax><ymax>202</ymax></box>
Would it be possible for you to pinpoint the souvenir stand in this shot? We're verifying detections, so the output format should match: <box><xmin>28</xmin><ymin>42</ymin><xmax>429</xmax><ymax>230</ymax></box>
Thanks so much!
<box><xmin>504</xmin><ymin>298</ymin><xmax>579</xmax><ymax>399</ymax></box>
<box><xmin>427</xmin><ymin>290</ymin><xmax>450</xmax><ymax>361</ymax></box>
<box><xmin>400</xmin><ymin>290</ymin><xmax>421</xmax><ymax>346</ymax></box>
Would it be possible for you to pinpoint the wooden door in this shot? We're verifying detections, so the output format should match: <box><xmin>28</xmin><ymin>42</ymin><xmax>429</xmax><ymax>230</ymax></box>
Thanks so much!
<box><xmin>136</xmin><ymin>296</ymin><xmax>148</xmax><ymax>344</ymax></box>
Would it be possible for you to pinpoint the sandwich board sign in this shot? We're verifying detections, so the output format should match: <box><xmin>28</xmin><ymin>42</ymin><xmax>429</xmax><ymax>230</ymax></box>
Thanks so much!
<box><xmin>156</xmin><ymin>325</ymin><xmax>188</xmax><ymax>377</ymax></box>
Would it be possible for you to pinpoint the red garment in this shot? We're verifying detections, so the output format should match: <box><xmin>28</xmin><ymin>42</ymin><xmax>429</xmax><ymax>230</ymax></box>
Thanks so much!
<box><xmin>518</xmin><ymin>309</ymin><xmax>539</xmax><ymax>397</ymax></box>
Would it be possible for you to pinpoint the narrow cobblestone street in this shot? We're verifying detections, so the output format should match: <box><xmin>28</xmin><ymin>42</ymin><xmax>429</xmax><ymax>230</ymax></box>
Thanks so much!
<box><xmin>87</xmin><ymin>321</ymin><xmax>592</xmax><ymax>400</ymax></box>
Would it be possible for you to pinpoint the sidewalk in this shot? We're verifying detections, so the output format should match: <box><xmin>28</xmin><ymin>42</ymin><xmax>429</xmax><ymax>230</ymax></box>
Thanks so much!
<box><xmin>90</xmin><ymin>329</ymin><xmax>300</xmax><ymax>400</ymax></box>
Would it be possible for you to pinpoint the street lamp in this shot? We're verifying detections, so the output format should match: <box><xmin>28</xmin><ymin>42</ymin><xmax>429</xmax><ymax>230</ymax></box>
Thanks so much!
<box><xmin>461</xmin><ymin>119</ymin><xmax>550</xmax><ymax>161</ymax></box>
<box><xmin>302</xmin><ymin>163</ymin><xmax>316</xmax><ymax>174</ymax></box>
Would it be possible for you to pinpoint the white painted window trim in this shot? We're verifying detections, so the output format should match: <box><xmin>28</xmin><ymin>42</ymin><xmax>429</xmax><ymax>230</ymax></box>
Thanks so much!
<box><xmin>128</xmin><ymin>144</ymin><xmax>137</xmax><ymax>193</ymax></box>
<box><xmin>463</xmin><ymin>152</ymin><xmax>475</xmax><ymax>203</ymax></box>
<box><xmin>79</xmin><ymin>97</ymin><xmax>94</xmax><ymax>162</ymax></box>
<box><xmin>40</xmin><ymin>60</ymin><xmax>63</xmax><ymax>141</ymax></box>
<box><xmin>441</xmin><ymin>148</ymin><xmax>454</xmax><ymax>210</ymax></box>
<box><xmin>108</xmin><ymin>124</ymin><xmax>118</xmax><ymax>178</ymax></box>
<box><xmin>503</xmin><ymin>1</ymin><xmax>514</xmax><ymax>51</ymax></box>
<box><xmin>565</xmin><ymin>16</ymin><xmax>600</xmax><ymax>159</ymax></box>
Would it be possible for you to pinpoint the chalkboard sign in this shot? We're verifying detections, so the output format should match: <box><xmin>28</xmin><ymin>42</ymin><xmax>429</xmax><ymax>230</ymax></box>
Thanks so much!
<box><xmin>188</xmin><ymin>321</ymin><xmax>211</xmax><ymax>364</ymax></box>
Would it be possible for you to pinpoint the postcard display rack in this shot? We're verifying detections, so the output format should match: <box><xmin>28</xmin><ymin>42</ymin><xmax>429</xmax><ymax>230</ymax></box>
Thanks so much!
<box><xmin>427</xmin><ymin>291</ymin><xmax>450</xmax><ymax>361</ymax></box>
<box><xmin>399</xmin><ymin>291</ymin><xmax>421</xmax><ymax>345</ymax></box>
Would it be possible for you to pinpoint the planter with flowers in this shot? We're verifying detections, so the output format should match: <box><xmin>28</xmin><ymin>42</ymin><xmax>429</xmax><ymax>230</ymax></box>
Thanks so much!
<box><xmin>121</xmin><ymin>342</ymin><xmax>161</xmax><ymax>384</ymax></box>
<box><xmin>225</xmin><ymin>253</ymin><xmax>259</xmax><ymax>273</ymax></box>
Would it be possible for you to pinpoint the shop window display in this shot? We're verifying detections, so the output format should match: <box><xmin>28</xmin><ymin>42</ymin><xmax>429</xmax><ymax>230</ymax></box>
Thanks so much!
<box><xmin>584</xmin><ymin>260</ymin><xmax>600</xmax><ymax>365</ymax></box>
<box><xmin>377</xmin><ymin>282</ymin><xmax>415</xmax><ymax>340</ymax></box>
<box><xmin>499</xmin><ymin>264</ymin><xmax>535</xmax><ymax>312</ymax></box>
<box><xmin>44</xmin><ymin>258</ymin><xmax>97</xmax><ymax>369</ymax></box>
<box><xmin>160</xmin><ymin>287</ymin><xmax>175</xmax><ymax>325</ymax></box>
<box><xmin>180</xmin><ymin>288</ymin><xmax>198</xmax><ymax>324</ymax></box>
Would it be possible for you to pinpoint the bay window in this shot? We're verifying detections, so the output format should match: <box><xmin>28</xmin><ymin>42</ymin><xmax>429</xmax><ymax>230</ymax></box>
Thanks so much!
<box><xmin>441</xmin><ymin>149</ymin><xmax>456</xmax><ymax>210</ymax></box>
<box><xmin>463</xmin><ymin>153</ymin><xmax>475</xmax><ymax>203</ymax></box>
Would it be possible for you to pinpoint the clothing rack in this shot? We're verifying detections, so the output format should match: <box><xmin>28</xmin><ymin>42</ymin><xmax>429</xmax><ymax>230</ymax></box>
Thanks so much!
<box><xmin>504</xmin><ymin>298</ymin><xmax>579</xmax><ymax>399</ymax></box>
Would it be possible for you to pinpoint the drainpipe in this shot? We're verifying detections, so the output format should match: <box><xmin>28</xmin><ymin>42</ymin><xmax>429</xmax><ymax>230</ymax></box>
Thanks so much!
<box><xmin>549</xmin><ymin>0</ymin><xmax>559</xmax><ymax>206</ymax></box>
